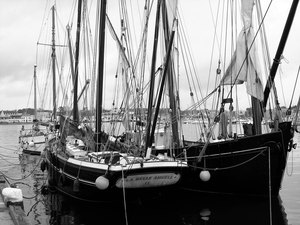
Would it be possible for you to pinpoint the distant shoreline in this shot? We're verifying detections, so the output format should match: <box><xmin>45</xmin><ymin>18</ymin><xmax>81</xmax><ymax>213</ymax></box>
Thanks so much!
<box><xmin>0</xmin><ymin>122</ymin><xmax>34</xmax><ymax>125</ymax></box>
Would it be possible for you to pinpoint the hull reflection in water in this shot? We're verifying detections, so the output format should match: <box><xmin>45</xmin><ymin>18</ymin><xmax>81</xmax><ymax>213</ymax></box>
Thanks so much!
<box><xmin>44</xmin><ymin>192</ymin><xmax>288</xmax><ymax>225</ymax></box>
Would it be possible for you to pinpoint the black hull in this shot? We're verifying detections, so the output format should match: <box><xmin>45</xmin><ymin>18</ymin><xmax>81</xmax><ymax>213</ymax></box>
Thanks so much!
<box><xmin>46</xmin><ymin>122</ymin><xmax>294</xmax><ymax>201</ymax></box>
<box><xmin>45</xmin><ymin>150</ymin><xmax>185</xmax><ymax>203</ymax></box>
<box><xmin>179</xmin><ymin>122</ymin><xmax>293</xmax><ymax>197</ymax></box>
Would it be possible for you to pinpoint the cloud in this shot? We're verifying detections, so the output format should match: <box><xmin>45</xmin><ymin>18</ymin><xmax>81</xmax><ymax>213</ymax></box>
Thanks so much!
<box><xmin>1</xmin><ymin>0</ymin><xmax>300</xmax><ymax>112</ymax></box>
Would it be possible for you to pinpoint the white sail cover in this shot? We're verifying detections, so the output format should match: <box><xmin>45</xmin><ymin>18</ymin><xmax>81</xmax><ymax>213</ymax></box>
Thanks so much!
<box><xmin>220</xmin><ymin>0</ymin><xmax>264</xmax><ymax>101</ymax></box>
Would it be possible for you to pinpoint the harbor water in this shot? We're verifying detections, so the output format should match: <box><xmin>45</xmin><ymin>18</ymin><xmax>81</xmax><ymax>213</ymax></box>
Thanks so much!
<box><xmin>0</xmin><ymin>123</ymin><xmax>299</xmax><ymax>225</ymax></box>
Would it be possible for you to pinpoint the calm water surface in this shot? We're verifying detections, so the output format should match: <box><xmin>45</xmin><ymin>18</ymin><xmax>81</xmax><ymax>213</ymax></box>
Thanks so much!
<box><xmin>0</xmin><ymin>124</ymin><xmax>299</xmax><ymax>225</ymax></box>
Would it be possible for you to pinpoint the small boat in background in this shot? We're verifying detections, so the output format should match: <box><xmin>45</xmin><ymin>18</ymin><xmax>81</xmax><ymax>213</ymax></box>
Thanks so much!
<box><xmin>19</xmin><ymin>119</ymin><xmax>48</xmax><ymax>155</ymax></box>
<box><xmin>18</xmin><ymin>65</ymin><xmax>48</xmax><ymax>155</ymax></box>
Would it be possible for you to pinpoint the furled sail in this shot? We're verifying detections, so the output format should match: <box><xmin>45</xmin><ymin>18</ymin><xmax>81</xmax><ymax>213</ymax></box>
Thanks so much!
<box><xmin>220</xmin><ymin>0</ymin><xmax>264</xmax><ymax>101</ymax></box>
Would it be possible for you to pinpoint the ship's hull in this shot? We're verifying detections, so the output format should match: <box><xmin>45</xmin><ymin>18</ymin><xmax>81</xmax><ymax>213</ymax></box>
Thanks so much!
<box><xmin>44</xmin><ymin>145</ymin><xmax>187</xmax><ymax>203</ymax></box>
<box><xmin>45</xmin><ymin>122</ymin><xmax>294</xmax><ymax>201</ymax></box>
<box><xmin>179</xmin><ymin>122</ymin><xmax>293</xmax><ymax>197</ymax></box>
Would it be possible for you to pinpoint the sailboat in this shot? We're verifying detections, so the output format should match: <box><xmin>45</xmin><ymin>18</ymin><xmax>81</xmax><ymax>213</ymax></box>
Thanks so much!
<box><xmin>43</xmin><ymin>0</ymin><xmax>299</xmax><ymax>202</ymax></box>
<box><xmin>19</xmin><ymin>65</ymin><xmax>48</xmax><ymax>155</ymax></box>
<box><xmin>44</xmin><ymin>0</ymin><xmax>188</xmax><ymax>202</ymax></box>
<box><xmin>175</xmin><ymin>0</ymin><xmax>298</xmax><ymax>197</ymax></box>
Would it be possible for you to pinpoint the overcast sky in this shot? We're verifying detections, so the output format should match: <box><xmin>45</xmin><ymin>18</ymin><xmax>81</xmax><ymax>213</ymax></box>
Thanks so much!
<box><xmin>1</xmin><ymin>0</ymin><xmax>300</xmax><ymax>111</ymax></box>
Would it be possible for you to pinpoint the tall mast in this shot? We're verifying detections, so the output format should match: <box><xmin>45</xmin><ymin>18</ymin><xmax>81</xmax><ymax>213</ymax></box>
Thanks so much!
<box><xmin>263</xmin><ymin>0</ymin><xmax>299</xmax><ymax>108</ymax></box>
<box><xmin>73</xmin><ymin>0</ymin><xmax>83</xmax><ymax>123</ymax></box>
<box><xmin>33</xmin><ymin>65</ymin><xmax>37</xmax><ymax>120</ymax></box>
<box><xmin>67</xmin><ymin>25</ymin><xmax>76</xmax><ymax>87</ymax></box>
<box><xmin>161</xmin><ymin>0</ymin><xmax>180</xmax><ymax>147</ymax></box>
<box><xmin>145</xmin><ymin>0</ymin><xmax>162</xmax><ymax>149</ymax></box>
<box><xmin>51</xmin><ymin>6</ymin><xmax>57</xmax><ymax>120</ymax></box>
<box><xmin>149</xmin><ymin>31</ymin><xmax>175</xmax><ymax>144</ymax></box>
<box><xmin>96</xmin><ymin>0</ymin><xmax>107</xmax><ymax>149</ymax></box>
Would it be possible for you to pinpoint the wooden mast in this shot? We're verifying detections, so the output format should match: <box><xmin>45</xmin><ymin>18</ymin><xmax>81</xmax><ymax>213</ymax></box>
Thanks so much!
<box><xmin>51</xmin><ymin>6</ymin><xmax>57</xmax><ymax>121</ymax></box>
<box><xmin>263</xmin><ymin>0</ymin><xmax>299</xmax><ymax>108</ymax></box>
<box><xmin>145</xmin><ymin>0</ymin><xmax>162</xmax><ymax>149</ymax></box>
<box><xmin>96</xmin><ymin>0</ymin><xmax>107</xmax><ymax>149</ymax></box>
<box><xmin>33</xmin><ymin>65</ymin><xmax>37</xmax><ymax>120</ymax></box>
<box><xmin>149</xmin><ymin>31</ymin><xmax>175</xmax><ymax>144</ymax></box>
<box><xmin>67</xmin><ymin>25</ymin><xmax>75</xmax><ymax>87</ymax></box>
<box><xmin>73</xmin><ymin>0</ymin><xmax>83</xmax><ymax>123</ymax></box>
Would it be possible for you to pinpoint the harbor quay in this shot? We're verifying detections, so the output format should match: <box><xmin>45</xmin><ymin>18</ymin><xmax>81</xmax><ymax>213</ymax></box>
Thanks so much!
<box><xmin>0</xmin><ymin>175</ymin><xmax>30</xmax><ymax>225</ymax></box>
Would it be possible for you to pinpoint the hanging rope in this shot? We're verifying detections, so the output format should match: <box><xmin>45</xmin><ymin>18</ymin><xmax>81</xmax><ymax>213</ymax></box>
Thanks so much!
<box><xmin>0</xmin><ymin>155</ymin><xmax>43</xmax><ymax>181</ymax></box>
<box><xmin>288</xmin><ymin>65</ymin><xmax>300</xmax><ymax>109</ymax></box>
<box><xmin>121</xmin><ymin>166</ymin><xmax>129</xmax><ymax>225</ymax></box>
<box><xmin>193</xmin><ymin>146</ymin><xmax>268</xmax><ymax>170</ymax></box>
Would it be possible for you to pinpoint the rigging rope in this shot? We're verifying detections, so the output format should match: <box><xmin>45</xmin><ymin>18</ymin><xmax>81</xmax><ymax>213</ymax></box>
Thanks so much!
<box><xmin>177</xmin><ymin>12</ymin><xmax>206</xmax><ymax>110</ymax></box>
<box><xmin>189</xmin><ymin>147</ymin><xmax>267</xmax><ymax>171</ymax></box>
<box><xmin>207</xmin><ymin>0</ymin><xmax>222</xmax><ymax>99</ymax></box>
<box><xmin>288</xmin><ymin>65</ymin><xmax>300</xmax><ymax>109</ymax></box>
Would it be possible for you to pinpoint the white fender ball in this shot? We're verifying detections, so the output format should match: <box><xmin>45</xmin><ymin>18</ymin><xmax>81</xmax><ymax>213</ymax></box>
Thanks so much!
<box><xmin>95</xmin><ymin>176</ymin><xmax>109</xmax><ymax>190</ymax></box>
<box><xmin>200</xmin><ymin>208</ymin><xmax>211</xmax><ymax>217</ymax></box>
<box><xmin>199</xmin><ymin>170</ymin><xmax>211</xmax><ymax>182</ymax></box>
<box><xmin>2</xmin><ymin>187</ymin><xmax>23</xmax><ymax>203</ymax></box>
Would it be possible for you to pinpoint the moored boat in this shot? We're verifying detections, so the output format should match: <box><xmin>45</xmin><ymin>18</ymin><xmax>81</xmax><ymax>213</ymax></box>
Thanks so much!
<box><xmin>176</xmin><ymin>0</ymin><xmax>298</xmax><ymax>197</ymax></box>
<box><xmin>44</xmin><ymin>0</ymin><xmax>188</xmax><ymax>203</ymax></box>
<box><xmin>43</xmin><ymin>0</ymin><xmax>299</xmax><ymax>201</ymax></box>
<box><xmin>19</xmin><ymin>121</ymin><xmax>47</xmax><ymax>155</ymax></box>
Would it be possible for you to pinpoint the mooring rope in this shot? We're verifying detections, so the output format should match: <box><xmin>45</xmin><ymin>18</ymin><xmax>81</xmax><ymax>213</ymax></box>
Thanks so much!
<box><xmin>26</xmin><ymin>200</ymin><xmax>44</xmax><ymax>216</ymax></box>
<box><xmin>0</xmin><ymin>156</ymin><xmax>43</xmax><ymax>181</ymax></box>
<box><xmin>268</xmin><ymin>147</ymin><xmax>273</xmax><ymax>225</ymax></box>
<box><xmin>121</xmin><ymin>166</ymin><xmax>129</xmax><ymax>225</ymax></box>
<box><xmin>188</xmin><ymin>148</ymin><xmax>266</xmax><ymax>171</ymax></box>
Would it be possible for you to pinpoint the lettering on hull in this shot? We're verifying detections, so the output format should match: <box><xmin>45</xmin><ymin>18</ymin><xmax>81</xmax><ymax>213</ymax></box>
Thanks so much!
<box><xmin>115</xmin><ymin>173</ymin><xmax>181</xmax><ymax>188</ymax></box>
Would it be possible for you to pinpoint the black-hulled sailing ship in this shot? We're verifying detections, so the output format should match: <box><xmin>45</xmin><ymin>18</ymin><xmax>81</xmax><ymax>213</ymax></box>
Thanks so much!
<box><xmin>44</xmin><ymin>0</ymin><xmax>188</xmax><ymax>203</ymax></box>
<box><xmin>176</xmin><ymin>0</ymin><xmax>298</xmax><ymax>197</ymax></box>
<box><xmin>43</xmin><ymin>0</ymin><xmax>299</xmax><ymax>203</ymax></box>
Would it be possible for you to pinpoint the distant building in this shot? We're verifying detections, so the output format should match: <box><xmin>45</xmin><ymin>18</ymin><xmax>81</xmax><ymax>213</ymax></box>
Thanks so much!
<box><xmin>0</xmin><ymin>109</ymin><xmax>53</xmax><ymax>123</ymax></box>
<box><xmin>0</xmin><ymin>110</ymin><xmax>33</xmax><ymax>123</ymax></box>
